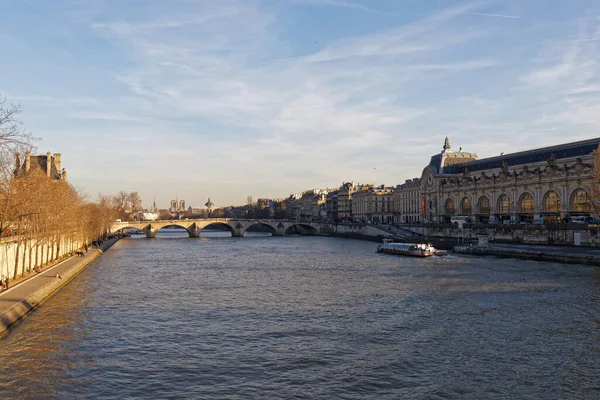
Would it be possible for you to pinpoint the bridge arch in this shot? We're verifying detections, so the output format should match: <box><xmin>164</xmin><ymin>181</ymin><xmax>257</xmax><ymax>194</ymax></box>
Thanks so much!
<box><xmin>155</xmin><ymin>224</ymin><xmax>195</xmax><ymax>238</ymax></box>
<box><xmin>199</xmin><ymin>222</ymin><xmax>235</xmax><ymax>236</ymax></box>
<box><xmin>284</xmin><ymin>223</ymin><xmax>319</xmax><ymax>235</ymax></box>
<box><xmin>245</xmin><ymin>222</ymin><xmax>277</xmax><ymax>236</ymax></box>
<box><xmin>112</xmin><ymin>224</ymin><xmax>147</xmax><ymax>234</ymax></box>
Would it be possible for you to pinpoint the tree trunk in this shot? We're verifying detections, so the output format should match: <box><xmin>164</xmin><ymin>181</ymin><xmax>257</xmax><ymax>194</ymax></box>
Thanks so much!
<box><xmin>22</xmin><ymin>240</ymin><xmax>28</xmax><ymax>273</ymax></box>
<box><xmin>27</xmin><ymin>240</ymin><xmax>32</xmax><ymax>272</ymax></box>
<box><xmin>13</xmin><ymin>241</ymin><xmax>20</xmax><ymax>279</ymax></box>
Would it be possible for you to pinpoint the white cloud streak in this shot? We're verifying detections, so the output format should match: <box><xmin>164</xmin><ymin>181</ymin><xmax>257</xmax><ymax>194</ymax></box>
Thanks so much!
<box><xmin>465</xmin><ymin>12</ymin><xmax>520</xmax><ymax>19</ymax></box>
<box><xmin>290</xmin><ymin>0</ymin><xmax>386</xmax><ymax>14</ymax></box>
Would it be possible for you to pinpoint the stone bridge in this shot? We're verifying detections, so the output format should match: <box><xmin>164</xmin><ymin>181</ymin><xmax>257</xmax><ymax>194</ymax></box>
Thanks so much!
<box><xmin>110</xmin><ymin>219</ymin><xmax>410</xmax><ymax>239</ymax></box>
<box><xmin>110</xmin><ymin>219</ymin><xmax>324</xmax><ymax>238</ymax></box>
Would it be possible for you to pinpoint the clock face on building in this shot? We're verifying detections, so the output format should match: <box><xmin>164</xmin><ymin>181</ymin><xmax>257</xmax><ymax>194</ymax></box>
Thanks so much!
<box><xmin>427</xmin><ymin>173</ymin><xmax>433</xmax><ymax>186</ymax></box>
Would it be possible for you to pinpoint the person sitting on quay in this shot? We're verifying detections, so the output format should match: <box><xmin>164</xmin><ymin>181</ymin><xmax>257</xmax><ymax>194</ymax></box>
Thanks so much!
<box><xmin>34</xmin><ymin>265</ymin><xmax>41</xmax><ymax>273</ymax></box>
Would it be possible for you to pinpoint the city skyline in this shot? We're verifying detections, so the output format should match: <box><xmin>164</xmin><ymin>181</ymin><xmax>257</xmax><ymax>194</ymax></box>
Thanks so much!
<box><xmin>1</xmin><ymin>0</ymin><xmax>600</xmax><ymax>207</ymax></box>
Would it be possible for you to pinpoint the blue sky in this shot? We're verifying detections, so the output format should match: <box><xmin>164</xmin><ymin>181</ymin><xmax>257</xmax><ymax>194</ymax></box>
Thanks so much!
<box><xmin>1</xmin><ymin>0</ymin><xmax>599</xmax><ymax>208</ymax></box>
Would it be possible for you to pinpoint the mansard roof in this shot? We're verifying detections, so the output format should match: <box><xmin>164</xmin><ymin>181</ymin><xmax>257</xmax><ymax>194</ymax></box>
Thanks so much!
<box><xmin>442</xmin><ymin>136</ymin><xmax>600</xmax><ymax>174</ymax></box>
<box><xmin>15</xmin><ymin>153</ymin><xmax>63</xmax><ymax>180</ymax></box>
<box><xmin>427</xmin><ymin>154</ymin><xmax>443</xmax><ymax>173</ymax></box>
<box><xmin>426</xmin><ymin>137</ymin><xmax>477</xmax><ymax>173</ymax></box>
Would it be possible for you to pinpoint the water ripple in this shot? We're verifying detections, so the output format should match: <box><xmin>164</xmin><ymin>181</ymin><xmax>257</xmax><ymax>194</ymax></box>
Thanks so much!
<box><xmin>0</xmin><ymin>233</ymin><xmax>598</xmax><ymax>399</ymax></box>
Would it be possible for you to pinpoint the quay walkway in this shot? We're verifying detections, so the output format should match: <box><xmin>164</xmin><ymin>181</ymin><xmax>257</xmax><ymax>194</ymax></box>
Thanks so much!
<box><xmin>0</xmin><ymin>238</ymin><xmax>119</xmax><ymax>338</ymax></box>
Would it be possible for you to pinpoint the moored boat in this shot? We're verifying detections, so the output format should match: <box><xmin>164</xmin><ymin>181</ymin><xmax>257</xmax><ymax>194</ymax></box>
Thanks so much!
<box><xmin>377</xmin><ymin>241</ymin><xmax>436</xmax><ymax>257</ymax></box>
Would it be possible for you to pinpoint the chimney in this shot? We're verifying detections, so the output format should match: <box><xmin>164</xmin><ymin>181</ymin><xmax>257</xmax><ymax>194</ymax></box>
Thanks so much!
<box><xmin>46</xmin><ymin>151</ymin><xmax>52</xmax><ymax>177</ymax></box>
<box><xmin>25</xmin><ymin>151</ymin><xmax>31</xmax><ymax>172</ymax></box>
<box><xmin>53</xmin><ymin>153</ymin><xmax>61</xmax><ymax>173</ymax></box>
<box><xmin>15</xmin><ymin>152</ymin><xmax>20</xmax><ymax>175</ymax></box>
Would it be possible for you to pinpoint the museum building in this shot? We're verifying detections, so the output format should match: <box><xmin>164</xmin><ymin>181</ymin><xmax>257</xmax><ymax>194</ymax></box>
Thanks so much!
<box><xmin>419</xmin><ymin>137</ymin><xmax>598</xmax><ymax>223</ymax></box>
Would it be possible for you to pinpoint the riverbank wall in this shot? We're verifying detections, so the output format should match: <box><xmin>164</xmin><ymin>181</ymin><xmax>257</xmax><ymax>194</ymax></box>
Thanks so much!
<box><xmin>453</xmin><ymin>245</ymin><xmax>600</xmax><ymax>267</ymax></box>
<box><xmin>0</xmin><ymin>238</ymin><xmax>119</xmax><ymax>338</ymax></box>
<box><xmin>319</xmin><ymin>223</ymin><xmax>406</xmax><ymax>241</ymax></box>
<box><xmin>0</xmin><ymin>235</ymin><xmax>88</xmax><ymax>281</ymax></box>
<box><xmin>402</xmin><ymin>223</ymin><xmax>598</xmax><ymax>246</ymax></box>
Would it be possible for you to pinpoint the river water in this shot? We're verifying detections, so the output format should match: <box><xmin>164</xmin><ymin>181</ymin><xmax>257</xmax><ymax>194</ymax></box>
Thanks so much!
<box><xmin>0</xmin><ymin>230</ymin><xmax>599</xmax><ymax>399</ymax></box>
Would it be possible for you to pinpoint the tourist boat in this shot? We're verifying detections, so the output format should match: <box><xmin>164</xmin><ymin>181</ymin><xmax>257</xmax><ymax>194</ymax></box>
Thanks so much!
<box><xmin>377</xmin><ymin>240</ymin><xmax>436</xmax><ymax>257</ymax></box>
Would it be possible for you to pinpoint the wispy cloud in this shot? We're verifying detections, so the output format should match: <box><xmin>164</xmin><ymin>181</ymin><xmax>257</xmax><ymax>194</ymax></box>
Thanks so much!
<box><xmin>465</xmin><ymin>12</ymin><xmax>519</xmax><ymax>19</ymax></box>
<box><xmin>517</xmin><ymin>16</ymin><xmax>600</xmax><ymax>132</ymax></box>
<box><xmin>565</xmin><ymin>36</ymin><xmax>600</xmax><ymax>43</ymax></box>
<box><xmin>290</xmin><ymin>0</ymin><xmax>387</xmax><ymax>15</ymax></box>
<box><xmin>5</xmin><ymin>0</ymin><xmax>600</xmax><ymax>205</ymax></box>
<box><xmin>70</xmin><ymin>111</ymin><xmax>148</xmax><ymax>123</ymax></box>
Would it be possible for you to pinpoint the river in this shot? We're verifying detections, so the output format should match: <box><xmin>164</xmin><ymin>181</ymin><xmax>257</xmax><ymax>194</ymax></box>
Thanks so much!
<box><xmin>0</xmin><ymin>230</ymin><xmax>599</xmax><ymax>399</ymax></box>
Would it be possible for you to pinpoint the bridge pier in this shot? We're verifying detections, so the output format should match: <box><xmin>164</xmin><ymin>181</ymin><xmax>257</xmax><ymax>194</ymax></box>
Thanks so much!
<box><xmin>144</xmin><ymin>225</ymin><xmax>157</xmax><ymax>238</ymax></box>
<box><xmin>188</xmin><ymin>224</ymin><xmax>201</xmax><ymax>238</ymax></box>
<box><xmin>232</xmin><ymin>223</ymin><xmax>245</xmax><ymax>237</ymax></box>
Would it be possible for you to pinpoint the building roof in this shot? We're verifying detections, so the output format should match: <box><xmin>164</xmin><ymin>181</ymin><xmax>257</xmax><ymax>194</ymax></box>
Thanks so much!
<box><xmin>15</xmin><ymin>153</ymin><xmax>63</xmax><ymax>180</ymax></box>
<box><xmin>443</xmin><ymin>136</ymin><xmax>600</xmax><ymax>174</ymax></box>
<box><xmin>426</xmin><ymin>137</ymin><xmax>477</xmax><ymax>173</ymax></box>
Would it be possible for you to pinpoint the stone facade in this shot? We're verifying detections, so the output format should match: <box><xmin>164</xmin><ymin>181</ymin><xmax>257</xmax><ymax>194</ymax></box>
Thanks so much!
<box><xmin>336</xmin><ymin>182</ymin><xmax>356</xmax><ymax>221</ymax></box>
<box><xmin>352</xmin><ymin>185</ymin><xmax>394</xmax><ymax>224</ymax></box>
<box><xmin>326</xmin><ymin>182</ymin><xmax>372</xmax><ymax>222</ymax></box>
<box><xmin>420</xmin><ymin>137</ymin><xmax>598</xmax><ymax>223</ymax></box>
<box><xmin>393</xmin><ymin>178</ymin><xmax>422</xmax><ymax>224</ymax></box>
<box><xmin>299</xmin><ymin>189</ymin><xmax>327</xmax><ymax>220</ymax></box>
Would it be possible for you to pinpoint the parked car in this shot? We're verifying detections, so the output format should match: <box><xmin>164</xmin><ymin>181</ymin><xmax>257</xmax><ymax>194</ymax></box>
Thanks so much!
<box><xmin>571</xmin><ymin>216</ymin><xmax>592</xmax><ymax>224</ymax></box>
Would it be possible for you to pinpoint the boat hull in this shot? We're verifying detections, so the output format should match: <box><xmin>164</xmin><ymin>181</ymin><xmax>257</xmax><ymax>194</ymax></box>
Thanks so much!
<box><xmin>377</xmin><ymin>248</ymin><xmax>433</xmax><ymax>257</ymax></box>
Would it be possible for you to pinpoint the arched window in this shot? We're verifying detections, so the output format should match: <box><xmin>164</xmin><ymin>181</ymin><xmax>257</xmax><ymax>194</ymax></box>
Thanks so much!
<box><xmin>571</xmin><ymin>189</ymin><xmax>590</xmax><ymax>213</ymax></box>
<box><xmin>519</xmin><ymin>193</ymin><xmax>534</xmax><ymax>213</ymax></box>
<box><xmin>544</xmin><ymin>191</ymin><xmax>561</xmax><ymax>213</ymax></box>
<box><xmin>497</xmin><ymin>194</ymin><xmax>510</xmax><ymax>214</ymax></box>
<box><xmin>445</xmin><ymin>198</ymin><xmax>455</xmax><ymax>215</ymax></box>
<box><xmin>478</xmin><ymin>196</ymin><xmax>490</xmax><ymax>214</ymax></box>
<box><xmin>461</xmin><ymin>197</ymin><xmax>472</xmax><ymax>214</ymax></box>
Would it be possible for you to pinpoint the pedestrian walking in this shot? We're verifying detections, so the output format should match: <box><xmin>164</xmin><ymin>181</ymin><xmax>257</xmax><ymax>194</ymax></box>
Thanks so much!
<box><xmin>3</xmin><ymin>276</ymin><xmax>8</xmax><ymax>290</ymax></box>
<box><xmin>55</xmin><ymin>273</ymin><xmax>62</xmax><ymax>280</ymax></box>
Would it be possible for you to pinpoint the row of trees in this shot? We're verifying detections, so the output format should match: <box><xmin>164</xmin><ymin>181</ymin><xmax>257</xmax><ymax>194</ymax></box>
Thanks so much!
<box><xmin>0</xmin><ymin>95</ymin><xmax>120</xmax><ymax>278</ymax></box>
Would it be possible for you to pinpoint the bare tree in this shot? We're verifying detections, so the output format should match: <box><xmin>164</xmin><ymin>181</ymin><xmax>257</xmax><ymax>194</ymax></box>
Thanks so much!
<box><xmin>0</xmin><ymin>94</ymin><xmax>38</xmax><ymax>235</ymax></box>
<box><xmin>0</xmin><ymin>95</ymin><xmax>36</xmax><ymax>167</ymax></box>
<box><xmin>158</xmin><ymin>209</ymin><xmax>173</xmax><ymax>220</ymax></box>
<box><xmin>129</xmin><ymin>191</ymin><xmax>142</xmax><ymax>215</ymax></box>
<box><xmin>113</xmin><ymin>190</ymin><xmax>129</xmax><ymax>220</ymax></box>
